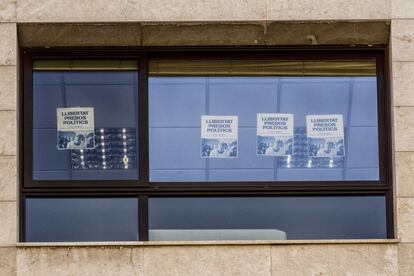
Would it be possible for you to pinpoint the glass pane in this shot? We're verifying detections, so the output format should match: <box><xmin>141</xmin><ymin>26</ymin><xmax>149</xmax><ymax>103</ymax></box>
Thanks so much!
<box><xmin>33</xmin><ymin>61</ymin><xmax>139</xmax><ymax>180</ymax></box>
<box><xmin>26</xmin><ymin>197</ymin><xmax>139</xmax><ymax>242</ymax></box>
<box><xmin>149</xmin><ymin>196</ymin><xmax>386</xmax><ymax>240</ymax></box>
<box><xmin>148</xmin><ymin>60</ymin><xmax>379</xmax><ymax>182</ymax></box>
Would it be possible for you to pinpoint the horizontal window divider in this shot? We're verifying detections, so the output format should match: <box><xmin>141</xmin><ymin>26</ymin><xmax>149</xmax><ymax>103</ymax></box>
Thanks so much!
<box><xmin>142</xmin><ymin>190</ymin><xmax>389</xmax><ymax>196</ymax></box>
<box><xmin>21</xmin><ymin>192</ymin><xmax>143</xmax><ymax>197</ymax></box>
<box><xmin>25</xmin><ymin>180</ymin><xmax>148</xmax><ymax>188</ymax></box>
<box><xmin>20</xmin><ymin>184</ymin><xmax>391</xmax><ymax>195</ymax></box>
<box><xmin>23</xmin><ymin>180</ymin><xmax>390</xmax><ymax>189</ymax></box>
<box><xmin>20</xmin><ymin>190</ymin><xmax>389</xmax><ymax>197</ymax></box>
<box><xmin>149</xmin><ymin>181</ymin><xmax>390</xmax><ymax>187</ymax></box>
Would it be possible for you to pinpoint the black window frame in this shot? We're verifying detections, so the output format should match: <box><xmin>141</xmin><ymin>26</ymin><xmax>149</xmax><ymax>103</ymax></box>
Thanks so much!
<box><xmin>20</xmin><ymin>47</ymin><xmax>394</xmax><ymax>241</ymax></box>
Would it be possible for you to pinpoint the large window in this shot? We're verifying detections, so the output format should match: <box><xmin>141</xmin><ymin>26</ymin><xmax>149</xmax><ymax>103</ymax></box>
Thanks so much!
<box><xmin>149</xmin><ymin>60</ymin><xmax>379</xmax><ymax>182</ymax></box>
<box><xmin>21</xmin><ymin>49</ymin><xmax>393</xmax><ymax>242</ymax></box>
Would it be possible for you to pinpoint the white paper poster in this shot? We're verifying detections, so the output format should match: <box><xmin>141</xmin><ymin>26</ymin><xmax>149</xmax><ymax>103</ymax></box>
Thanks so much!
<box><xmin>257</xmin><ymin>113</ymin><xmax>294</xmax><ymax>156</ymax></box>
<box><xmin>306</xmin><ymin>114</ymin><xmax>345</xmax><ymax>158</ymax></box>
<box><xmin>57</xmin><ymin>107</ymin><xmax>95</xmax><ymax>150</ymax></box>
<box><xmin>201</xmin><ymin>115</ymin><xmax>238</xmax><ymax>158</ymax></box>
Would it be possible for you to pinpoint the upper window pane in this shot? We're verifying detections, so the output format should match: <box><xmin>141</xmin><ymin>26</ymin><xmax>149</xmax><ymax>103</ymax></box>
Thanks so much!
<box><xmin>149</xmin><ymin>59</ymin><xmax>379</xmax><ymax>182</ymax></box>
<box><xmin>32</xmin><ymin>60</ymin><xmax>139</xmax><ymax>180</ymax></box>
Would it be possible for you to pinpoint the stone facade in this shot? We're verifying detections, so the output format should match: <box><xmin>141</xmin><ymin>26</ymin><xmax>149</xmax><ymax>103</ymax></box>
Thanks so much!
<box><xmin>0</xmin><ymin>0</ymin><xmax>414</xmax><ymax>275</ymax></box>
<box><xmin>392</xmin><ymin>2</ymin><xmax>414</xmax><ymax>273</ymax></box>
<box><xmin>13</xmin><ymin>242</ymin><xmax>400</xmax><ymax>276</ymax></box>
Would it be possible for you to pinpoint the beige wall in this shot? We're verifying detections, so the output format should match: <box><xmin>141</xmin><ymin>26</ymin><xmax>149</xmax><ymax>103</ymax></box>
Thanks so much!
<box><xmin>14</xmin><ymin>242</ymin><xmax>400</xmax><ymax>276</ymax></box>
<box><xmin>1</xmin><ymin>0</ymin><xmax>414</xmax><ymax>275</ymax></box>
<box><xmin>0</xmin><ymin>18</ymin><xmax>17</xmax><ymax>275</ymax></box>
<box><xmin>392</xmin><ymin>0</ymin><xmax>414</xmax><ymax>273</ymax></box>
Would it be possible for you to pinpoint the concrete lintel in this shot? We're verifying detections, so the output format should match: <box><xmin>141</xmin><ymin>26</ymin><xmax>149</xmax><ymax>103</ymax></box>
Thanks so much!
<box><xmin>266</xmin><ymin>21</ymin><xmax>390</xmax><ymax>45</ymax></box>
<box><xmin>18</xmin><ymin>23</ymin><xmax>142</xmax><ymax>47</ymax></box>
<box><xmin>18</xmin><ymin>21</ymin><xmax>390</xmax><ymax>48</ymax></box>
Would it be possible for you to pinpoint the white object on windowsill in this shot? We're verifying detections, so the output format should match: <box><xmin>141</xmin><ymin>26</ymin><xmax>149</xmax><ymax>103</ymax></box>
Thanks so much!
<box><xmin>149</xmin><ymin>229</ymin><xmax>287</xmax><ymax>241</ymax></box>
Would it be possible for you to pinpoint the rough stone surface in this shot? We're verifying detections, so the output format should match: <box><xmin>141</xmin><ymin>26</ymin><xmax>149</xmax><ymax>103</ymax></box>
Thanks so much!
<box><xmin>18</xmin><ymin>23</ymin><xmax>141</xmax><ymax>47</ymax></box>
<box><xmin>0</xmin><ymin>247</ymin><xmax>16</xmax><ymax>276</ymax></box>
<box><xmin>19</xmin><ymin>21</ymin><xmax>391</xmax><ymax>47</ymax></box>
<box><xmin>271</xmin><ymin>244</ymin><xmax>398</xmax><ymax>275</ymax></box>
<box><xmin>397</xmin><ymin>197</ymin><xmax>414</xmax><ymax>242</ymax></box>
<box><xmin>0</xmin><ymin>23</ymin><xmax>16</xmax><ymax>65</ymax></box>
<box><xmin>399</xmin><ymin>243</ymin><xmax>414</xmax><ymax>275</ymax></box>
<box><xmin>391</xmin><ymin>20</ymin><xmax>414</xmax><ymax>62</ymax></box>
<box><xmin>0</xmin><ymin>0</ymin><xmax>16</xmax><ymax>22</ymax></box>
<box><xmin>0</xmin><ymin>156</ymin><xmax>16</xmax><ymax>201</ymax></box>
<box><xmin>143</xmin><ymin>245</ymin><xmax>271</xmax><ymax>276</ymax></box>
<box><xmin>16</xmin><ymin>247</ymin><xmax>144</xmax><ymax>276</ymax></box>
<box><xmin>142</xmin><ymin>0</ymin><xmax>266</xmax><ymax>21</ymax></box>
<box><xmin>0</xmin><ymin>66</ymin><xmax>16</xmax><ymax>110</ymax></box>
<box><xmin>0</xmin><ymin>111</ymin><xmax>15</xmax><ymax>155</ymax></box>
<box><xmin>8</xmin><ymin>243</ymin><xmax>407</xmax><ymax>276</ymax></box>
<box><xmin>17</xmin><ymin>0</ymin><xmax>141</xmax><ymax>22</ymax></box>
<box><xmin>393</xmin><ymin>62</ymin><xmax>414</xmax><ymax>106</ymax></box>
<box><xmin>0</xmin><ymin>202</ymin><xmax>16</xmax><ymax>245</ymax></box>
<box><xmin>394</xmin><ymin>107</ymin><xmax>414</xmax><ymax>151</ymax></box>
<box><xmin>142</xmin><ymin>23</ymin><xmax>265</xmax><ymax>46</ymax></box>
<box><xmin>266</xmin><ymin>21</ymin><xmax>390</xmax><ymax>45</ymax></box>
<box><xmin>395</xmin><ymin>152</ymin><xmax>414</xmax><ymax>197</ymax></box>
<box><xmin>267</xmin><ymin>0</ymin><xmax>390</xmax><ymax>21</ymax></box>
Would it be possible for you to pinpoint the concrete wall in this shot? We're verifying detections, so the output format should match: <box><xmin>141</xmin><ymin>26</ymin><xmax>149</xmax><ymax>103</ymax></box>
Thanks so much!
<box><xmin>392</xmin><ymin>1</ymin><xmax>414</xmax><ymax>274</ymax></box>
<box><xmin>0</xmin><ymin>0</ymin><xmax>414</xmax><ymax>275</ymax></box>
<box><xmin>14</xmin><ymin>242</ymin><xmax>399</xmax><ymax>276</ymax></box>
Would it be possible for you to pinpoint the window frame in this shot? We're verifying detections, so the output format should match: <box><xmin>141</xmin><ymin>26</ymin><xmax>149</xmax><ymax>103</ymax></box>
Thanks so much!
<box><xmin>20</xmin><ymin>47</ymin><xmax>394</xmax><ymax>242</ymax></box>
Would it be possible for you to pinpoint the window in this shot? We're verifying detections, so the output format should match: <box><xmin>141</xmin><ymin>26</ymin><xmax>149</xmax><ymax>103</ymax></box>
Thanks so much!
<box><xmin>149</xmin><ymin>196</ymin><xmax>386</xmax><ymax>240</ymax></box>
<box><xmin>148</xmin><ymin>60</ymin><xmax>379</xmax><ymax>182</ymax></box>
<box><xmin>21</xmin><ymin>49</ymin><xmax>393</xmax><ymax>242</ymax></box>
<box><xmin>26</xmin><ymin>197</ymin><xmax>139</xmax><ymax>242</ymax></box>
<box><xmin>32</xmin><ymin>60</ymin><xmax>139</xmax><ymax>180</ymax></box>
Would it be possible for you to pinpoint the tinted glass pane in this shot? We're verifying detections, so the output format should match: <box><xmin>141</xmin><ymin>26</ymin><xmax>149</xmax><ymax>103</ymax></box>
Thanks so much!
<box><xmin>149</xmin><ymin>60</ymin><xmax>379</xmax><ymax>182</ymax></box>
<box><xmin>26</xmin><ymin>198</ymin><xmax>138</xmax><ymax>242</ymax></box>
<box><xmin>149</xmin><ymin>196</ymin><xmax>386</xmax><ymax>240</ymax></box>
<box><xmin>33</xmin><ymin>64</ymin><xmax>139</xmax><ymax>180</ymax></box>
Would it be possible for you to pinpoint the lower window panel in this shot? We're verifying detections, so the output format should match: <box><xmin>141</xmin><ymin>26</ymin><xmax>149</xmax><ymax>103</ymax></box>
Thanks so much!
<box><xmin>24</xmin><ymin>196</ymin><xmax>387</xmax><ymax>242</ymax></box>
<box><xmin>25</xmin><ymin>197</ymin><xmax>139</xmax><ymax>242</ymax></box>
<box><xmin>149</xmin><ymin>196</ymin><xmax>387</xmax><ymax>240</ymax></box>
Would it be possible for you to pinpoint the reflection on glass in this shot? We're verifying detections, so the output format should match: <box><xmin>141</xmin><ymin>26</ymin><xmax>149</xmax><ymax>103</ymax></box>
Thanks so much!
<box><xmin>148</xmin><ymin>60</ymin><xmax>379</xmax><ymax>182</ymax></box>
<box><xmin>25</xmin><ymin>197</ymin><xmax>139</xmax><ymax>242</ymax></box>
<box><xmin>149</xmin><ymin>196</ymin><xmax>387</xmax><ymax>240</ymax></box>
<box><xmin>32</xmin><ymin>62</ymin><xmax>139</xmax><ymax>180</ymax></box>
<box><xmin>70</xmin><ymin>128</ymin><xmax>137</xmax><ymax>170</ymax></box>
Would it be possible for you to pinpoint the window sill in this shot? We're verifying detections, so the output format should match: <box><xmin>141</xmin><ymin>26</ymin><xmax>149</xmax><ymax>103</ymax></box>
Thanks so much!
<box><xmin>15</xmin><ymin>239</ymin><xmax>399</xmax><ymax>248</ymax></box>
